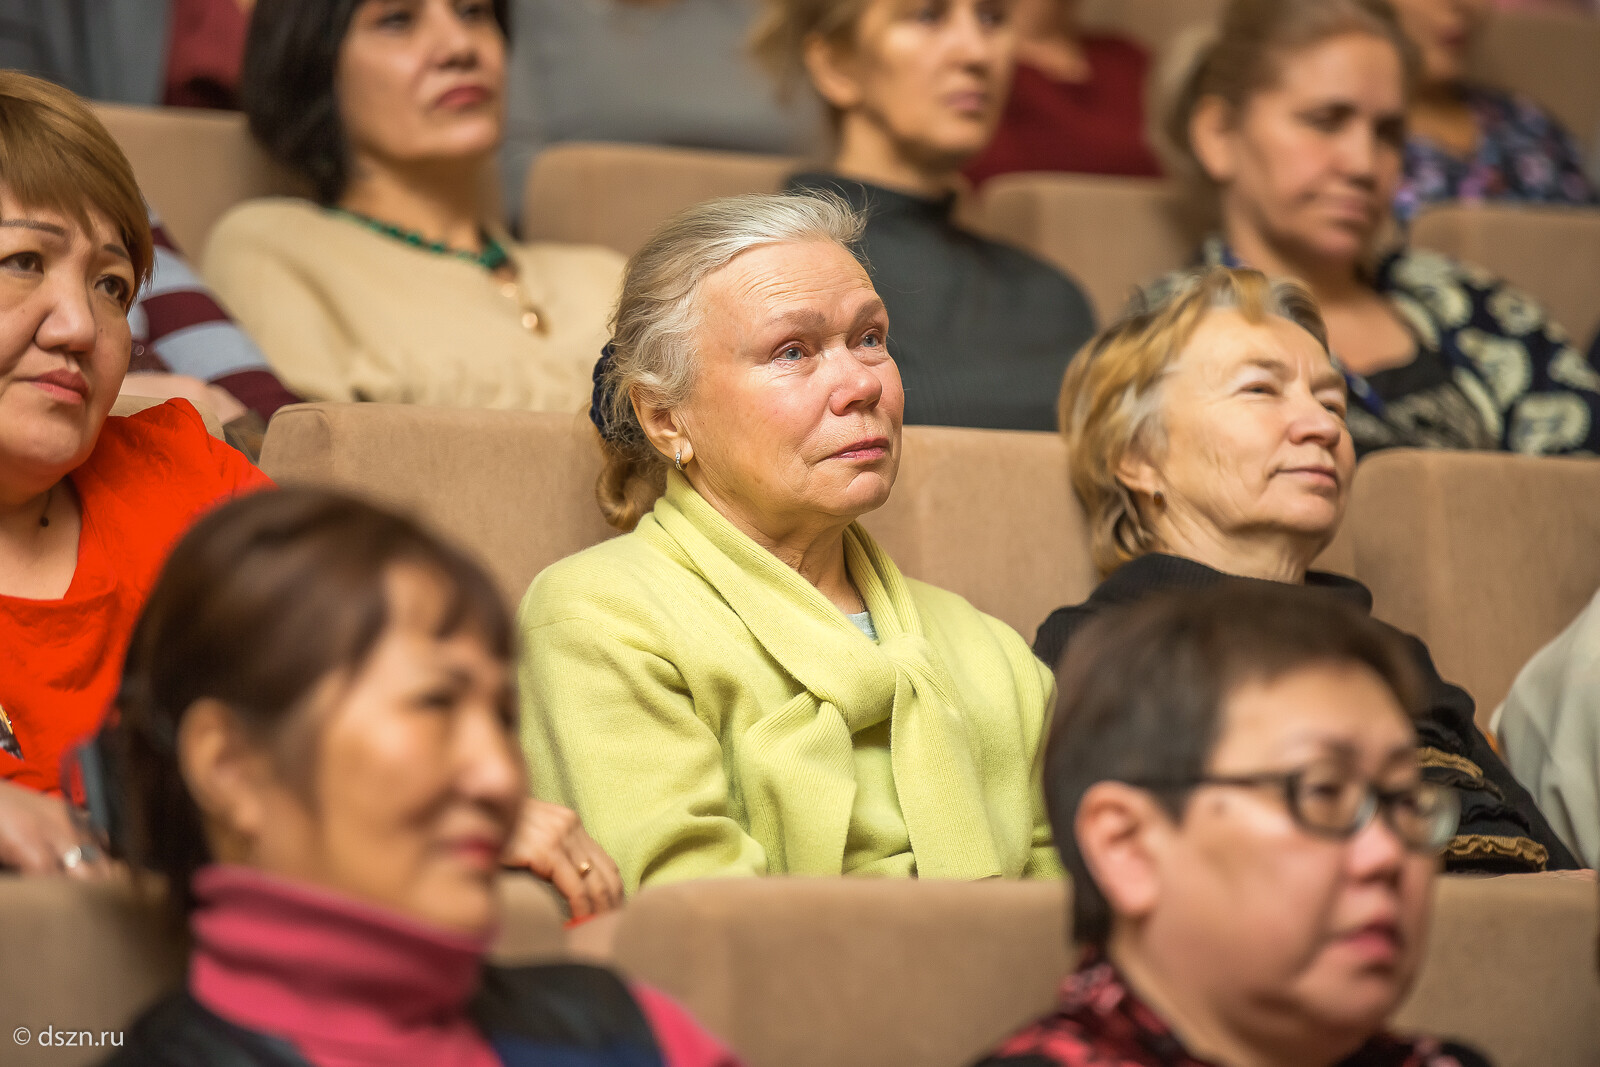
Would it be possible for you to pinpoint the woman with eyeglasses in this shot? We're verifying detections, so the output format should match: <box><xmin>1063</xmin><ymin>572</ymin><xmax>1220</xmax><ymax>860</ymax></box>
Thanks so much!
<box><xmin>978</xmin><ymin>582</ymin><xmax>1485</xmax><ymax>1067</ymax></box>
<box><xmin>1033</xmin><ymin>264</ymin><xmax>1578</xmax><ymax>874</ymax></box>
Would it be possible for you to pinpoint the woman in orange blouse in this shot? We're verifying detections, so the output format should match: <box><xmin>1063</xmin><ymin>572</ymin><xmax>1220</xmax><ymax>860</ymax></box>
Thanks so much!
<box><xmin>0</xmin><ymin>71</ymin><xmax>274</xmax><ymax>876</ymax></box>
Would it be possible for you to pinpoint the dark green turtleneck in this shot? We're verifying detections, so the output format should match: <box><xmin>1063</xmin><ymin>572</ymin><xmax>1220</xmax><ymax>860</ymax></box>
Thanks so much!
<box><xmin>786</xmin><ymin>171</ymin><xmax>1096</xmax><ymax>432</ymax></box>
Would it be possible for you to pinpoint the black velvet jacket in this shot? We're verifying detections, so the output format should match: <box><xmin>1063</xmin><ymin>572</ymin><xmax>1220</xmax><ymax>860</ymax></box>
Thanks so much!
<box><xmin>784</xmin><ymin>171</ymin><xmax>1096</xmax><ymax>432</ymax></box>
<box><xmin>1034</xmin><ymin>553</ymin><xmax>1579</xmax><ymax>873</ymax></box>
<box><xmin>102</xmin><ymin>964</ymin><xmax>665</xmax><ymax>1067</ymax></box>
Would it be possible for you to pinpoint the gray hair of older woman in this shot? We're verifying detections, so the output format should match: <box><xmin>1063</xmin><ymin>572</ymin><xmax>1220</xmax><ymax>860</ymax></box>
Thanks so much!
<box><xmin>1150</xmin><ymin>0</ymin><xmax>1420</xmax><ymax>235</ymax></box>
<box><xmin>592</xmin><ymin>191</ymin><xmax>867</xmax><ymax>531</ymax></box>
<box><xmin>1059</xmin><ymin>267</ymin><xmax>1330</xmax><ymax>577</ymax></box>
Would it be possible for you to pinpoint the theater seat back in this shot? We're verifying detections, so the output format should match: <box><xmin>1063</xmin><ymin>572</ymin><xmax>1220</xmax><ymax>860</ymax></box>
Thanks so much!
<box><xmin>980</xmin><ymin>175</ymin><xmax>1193</xmax><ymax>325</ymax></box>
<box><xmin>591</xmin><ymin>874</ymin><xmax>1598</xmax><ymax>1067</ymax></box>
<box><xmin>261</xmin><ymin>404</ymin><xmax>617</xmax><ymax>607</ymax></box>
<box><xmin>1410</xmin><ymin>204</ymin><xmax>1600</xmax><ymax>348</ymax></box>
<box><xmin>94</xmin><ymin>104</ymin><xmax>305</xmax><ymax>256</ymax></box>
<box><xmin>1340</xmin><ymin>449</ymin><xmax>1600</xmax><ymax>723</ymax></box>
<box><xmin>521</xmin><ymin>143</ymin><xmax>802</xmax><ymax>256</ymax></box>
<box><xmin>1469</xmin><ymin>11</ymin><xmax>1600</xmax><ymax>156</ymax></box>
<box><xmin>603</xmin><ymin>878</ymin><xmax>1074</xmax><ymax>1067</ymax></box>
<box><xmin>869</xmin><ymin>426</ymin><xmax>1096</xmax><ymax>643</ymax></box>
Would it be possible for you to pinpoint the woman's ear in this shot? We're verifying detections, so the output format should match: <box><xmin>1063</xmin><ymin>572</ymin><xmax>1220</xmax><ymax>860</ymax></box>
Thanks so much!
<box><xmin>1115</xmin><ymin>438</ymin><xmax>1163</xmax><ymax>503</ymax></box>
<box><xmin>1189</xmin><ymin>94</ymin><xmax>1239</xmax><ymax>184</ymax></box>
<box><xmin>1075</xmin><ymin>781</ymin><xmax>1172</xmax><ymax>926</ymax></box>
<box><xmin>803</xmin><ymin>31</ymin><xmax>864</xmax><ymax>112</ymax></box>
<box><xmin>177</xmin><ymin>699</ymin><xmax>273</xmax><ymax>863</ymax></box>
<box><xmin>630</xmin><ymin>387</ymin><xmax>693</xmax><ymax>468</ymax></box>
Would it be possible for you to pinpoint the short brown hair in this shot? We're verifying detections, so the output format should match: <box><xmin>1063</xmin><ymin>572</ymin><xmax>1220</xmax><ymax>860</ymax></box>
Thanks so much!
<box><xmin>1059</xmin><ymin>266</ymin><xmax>1329</xmax><ymax>577</ymax></box>
<box><xmin>1152</xmin><ymin>0</ymin><xmax>1420</xmax><ymax>232</ymax></box>
<box><xmin>0</xmin><ymin>71</ymin><xmax>153</xmax><ymax>292</ymax></box>
<box><xmin>114</xmin><ymin>489</ymin><xmax>512</xmax><ymax>919</ymax></box>
<box><xmin>1046</xmin><ymin>581</ymin><xmax>1425</xmax><ymax>946</ymax></box>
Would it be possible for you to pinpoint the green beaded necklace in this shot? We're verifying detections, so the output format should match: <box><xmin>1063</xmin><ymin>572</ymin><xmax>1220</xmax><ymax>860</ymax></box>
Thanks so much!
<box><xmin>331</xmin><ymin>207</ymin><xmax>510</xmax><ymax>272</ymax></box>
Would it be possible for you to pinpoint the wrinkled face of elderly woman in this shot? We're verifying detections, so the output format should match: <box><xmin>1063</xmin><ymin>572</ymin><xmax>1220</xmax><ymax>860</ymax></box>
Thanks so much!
<box><xmin>0</xmin><ymin>191</ymin><xmax>137</xmax><ymax>487</ymax></box>
<box><xmin>669</xmin><ymin>239</ymin><xmax>904</xmax><ymax>539</ymax></box>
<box><xmin>1121</xmin><ymin>308</ymin><xmax>1355</xmax><ymax>559</ymax></box>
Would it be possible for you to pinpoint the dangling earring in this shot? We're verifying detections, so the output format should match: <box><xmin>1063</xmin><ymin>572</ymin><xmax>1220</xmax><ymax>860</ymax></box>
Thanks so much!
<box><xmin>674</xmin><ymin>448</ymin><xmax>683</xmax><ymax>471</ymax></box>
<box><xmin>1152</xmin><ymin>490</ymin><xmax>1166</xmax><ymax>507</ymax></box>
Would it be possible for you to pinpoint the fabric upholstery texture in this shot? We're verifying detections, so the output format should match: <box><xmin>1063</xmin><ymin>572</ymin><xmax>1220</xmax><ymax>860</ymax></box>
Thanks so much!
<box><xmin>978</xmin><ymin>175</ymin><xmax>1193</xmax><ymax>325</ymax></box>
<box><xmin>91</xmin><ymin>104</ymin><xmax>303</xmax><ymax>256</ymax></box>
<box><xmin>595</xmin><ymin>875</ymin><xmax>1599</xmax><ymax>1067</ymax></box>
<box><xmin>1411</xmin><ymin>203</ymin><xmax>1600</xmax><ymax>347</ymax></box>
<box><xmin>261</xmin><ymin>404</ymin><xmax>617</xmax><ymax>607</ymax></box>
<box><xmin>521</xmin><ymin>142</ymin><xmax>800</xmax><ymax>256</ymax></box>
<box><xmin>1339</xmin><ymin>448</ymin><xmax>1600</xmax><ymax>722</ymax></box>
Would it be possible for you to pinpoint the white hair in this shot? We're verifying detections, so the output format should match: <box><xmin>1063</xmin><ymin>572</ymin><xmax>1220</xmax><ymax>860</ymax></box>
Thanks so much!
<box><xmin>595</xmin><ymin>191</ymin><xmax>867</xmax><ymax>530</ymax></box>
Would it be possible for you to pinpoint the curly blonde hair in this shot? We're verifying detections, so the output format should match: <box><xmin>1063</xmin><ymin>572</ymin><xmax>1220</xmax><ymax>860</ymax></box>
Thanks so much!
<box><xmin>1060</xmin><ymin>267</ymin><xmax>1329</xmax><ymax>577</ymax></box>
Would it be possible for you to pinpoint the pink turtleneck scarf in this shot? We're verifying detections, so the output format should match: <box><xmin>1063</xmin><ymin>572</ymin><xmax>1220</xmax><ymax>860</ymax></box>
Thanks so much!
<box><xmin>189</xmin><ymin>865</ymin><xmax>498</xmax><ymax>1067</ymax></box>
<box><xmin>188</xmin><ymin>865</ymin><xmax>741</xmax><ymax>1067</ymax></box>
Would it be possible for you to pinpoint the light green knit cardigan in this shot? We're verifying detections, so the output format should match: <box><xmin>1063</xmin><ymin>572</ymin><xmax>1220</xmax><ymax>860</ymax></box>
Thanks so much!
<box><xmin>517</xmin><ymin>472</ymin><xmax>1062</xmax><ymax>892</ymax></box>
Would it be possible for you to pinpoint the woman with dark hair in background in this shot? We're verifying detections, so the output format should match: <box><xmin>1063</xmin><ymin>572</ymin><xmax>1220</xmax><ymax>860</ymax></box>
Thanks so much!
<box><xmin>752</xmin><ymin>0</ymin><xmax>1096</xmax><ymax>432</ymax></box>
<box><xmin>108</xmin><ymin>489</ymin><xmax>734</xmax><ymax>1067</ymax></box>
<box><xmin>203</xmin><ymin>0</ymin><xmax>624</xmax><ymax>412</ymax></box>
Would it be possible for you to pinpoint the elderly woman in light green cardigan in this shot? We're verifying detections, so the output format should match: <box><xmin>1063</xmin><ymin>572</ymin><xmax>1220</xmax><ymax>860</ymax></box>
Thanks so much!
<box><xmin>518</xmin><ymin>192</ymin><xmax>1060</xmax><ymax>893</ymax></box>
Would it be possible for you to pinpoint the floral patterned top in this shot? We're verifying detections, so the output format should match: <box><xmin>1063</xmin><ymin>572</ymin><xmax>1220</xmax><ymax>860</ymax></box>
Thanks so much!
<box><xmin>974</xmin><ymin>954</ymin><xmax>1492</xmax><ymax>1067</ymax></box>
<box><xmin>1160</xmin><ymin>238</ymin><xmax>1600</xmax><ymax>457</ymax></box>
<box><xmin>1395</xmin><ymin>85</ymin><xmax>1598</xmax><ymax>226</ymax></box>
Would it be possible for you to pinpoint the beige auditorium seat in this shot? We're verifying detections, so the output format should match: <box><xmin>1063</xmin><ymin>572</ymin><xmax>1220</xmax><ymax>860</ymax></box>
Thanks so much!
<box><xmin>260</xmin><ymin>404</ymin><xmax>617</xmax><ymax>607</ymax></box>
<box><xmin>580</xmin><ymin>874</ymin><xmax>1597</xmax><ymax>1067</ymax></box>
<box><xmin>867</xmin><ymin>425</ymin><xmax>1095</xmax><ymax>642</ymax></box>
<box><xmin>92</xmin><ymin>104</ymin><xmax>305</xmax><ymax>256</ymax></box>
<box><xmin>1411</xmin><ymin>203</ymin><xmax>1600</xmax><ymax>348</ymax></box>
<box><xmin>980</xmin><ymin>174</ymin><xmax>1193</xmax><ymax>325</ymax></box>
<box><xmin>260</xmin><ymin>404</ymin><xmax>1099</xmax><ymax>641</ymax></box>
<box><xmin>1470</xmin><ymin>11</ymin><xmax>1600</xmax><ymax>156</ymax></box>
<box><xmin>521</xmin><ymin>142</ymin><xmax>802</xmax><ymax>256</ymax></box>
<box><xmin>1339</xmin><ymin>449</ymin><xmax>1600</xmax><ymax>724</ymax></box>
<box><xmin>0</xmin><ymin>873</ymin><xmax>565</xmax><ymax>1067</ymax></box>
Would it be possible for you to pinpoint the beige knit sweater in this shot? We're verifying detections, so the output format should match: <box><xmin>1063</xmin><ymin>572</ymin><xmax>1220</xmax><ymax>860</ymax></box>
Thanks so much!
<box><xmin>201</xmin><ymin>198</ymin><xmax>624</xmax><ymax>412</ymax></box>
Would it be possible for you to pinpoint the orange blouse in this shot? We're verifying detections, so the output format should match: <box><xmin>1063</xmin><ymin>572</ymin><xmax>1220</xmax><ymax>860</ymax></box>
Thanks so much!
<box><xmin>0</xmin><ymin>400</ymin><xmax>272</xmax><ymax>794</ymax></box>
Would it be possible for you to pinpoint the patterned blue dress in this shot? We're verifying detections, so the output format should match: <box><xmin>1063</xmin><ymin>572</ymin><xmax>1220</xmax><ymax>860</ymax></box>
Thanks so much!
<box><xmin>1396</xmin><ymin>85</ymin><xmax>1598</xmax><ymax>226</ymax></box>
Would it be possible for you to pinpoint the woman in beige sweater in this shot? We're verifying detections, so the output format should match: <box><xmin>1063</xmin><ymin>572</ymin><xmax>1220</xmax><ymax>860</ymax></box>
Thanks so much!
<box><xmin>203</xmin><ymin>0</ymin><xmax>623</xmax><ymax>411</ymax></box>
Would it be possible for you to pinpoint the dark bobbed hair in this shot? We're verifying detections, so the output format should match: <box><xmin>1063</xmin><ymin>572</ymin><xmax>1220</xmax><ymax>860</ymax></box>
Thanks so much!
<box><xmin>240</xmin><ymin>0</ymin><xmax>511</xmax><ymax>205</ymax></box>
<box><xmin>114</xmin><ymin>488</ymin><xmax>513</xmax><ymax>919</ymax></box>
<box><xmin>1045</xmin><ymin>582</ymin><xmax>1425</xmax><ymax>947</ymax></box>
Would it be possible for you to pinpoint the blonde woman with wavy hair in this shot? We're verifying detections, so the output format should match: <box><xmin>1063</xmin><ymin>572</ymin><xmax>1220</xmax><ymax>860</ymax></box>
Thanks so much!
<box><xmin>1035</xmin><ymin>264</ymin><xmax>1580</xmax><ymax>877</ymax></box>
<box><xmin>518</xmin><ymin>191</ymin><xmax>1059</xmax><ymax>892</ymax></box>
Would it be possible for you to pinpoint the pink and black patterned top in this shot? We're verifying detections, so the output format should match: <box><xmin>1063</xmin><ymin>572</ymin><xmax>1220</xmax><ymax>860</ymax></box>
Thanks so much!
<box><xmin>974</xmin><ymin>954</ymin><xmax>1493</xmax><ymax>1067</ymax></box>
<box><xmin>1396</xmin><ymin>85</ymin><xmax>1597</xmax><ymax>226</ymax></box>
